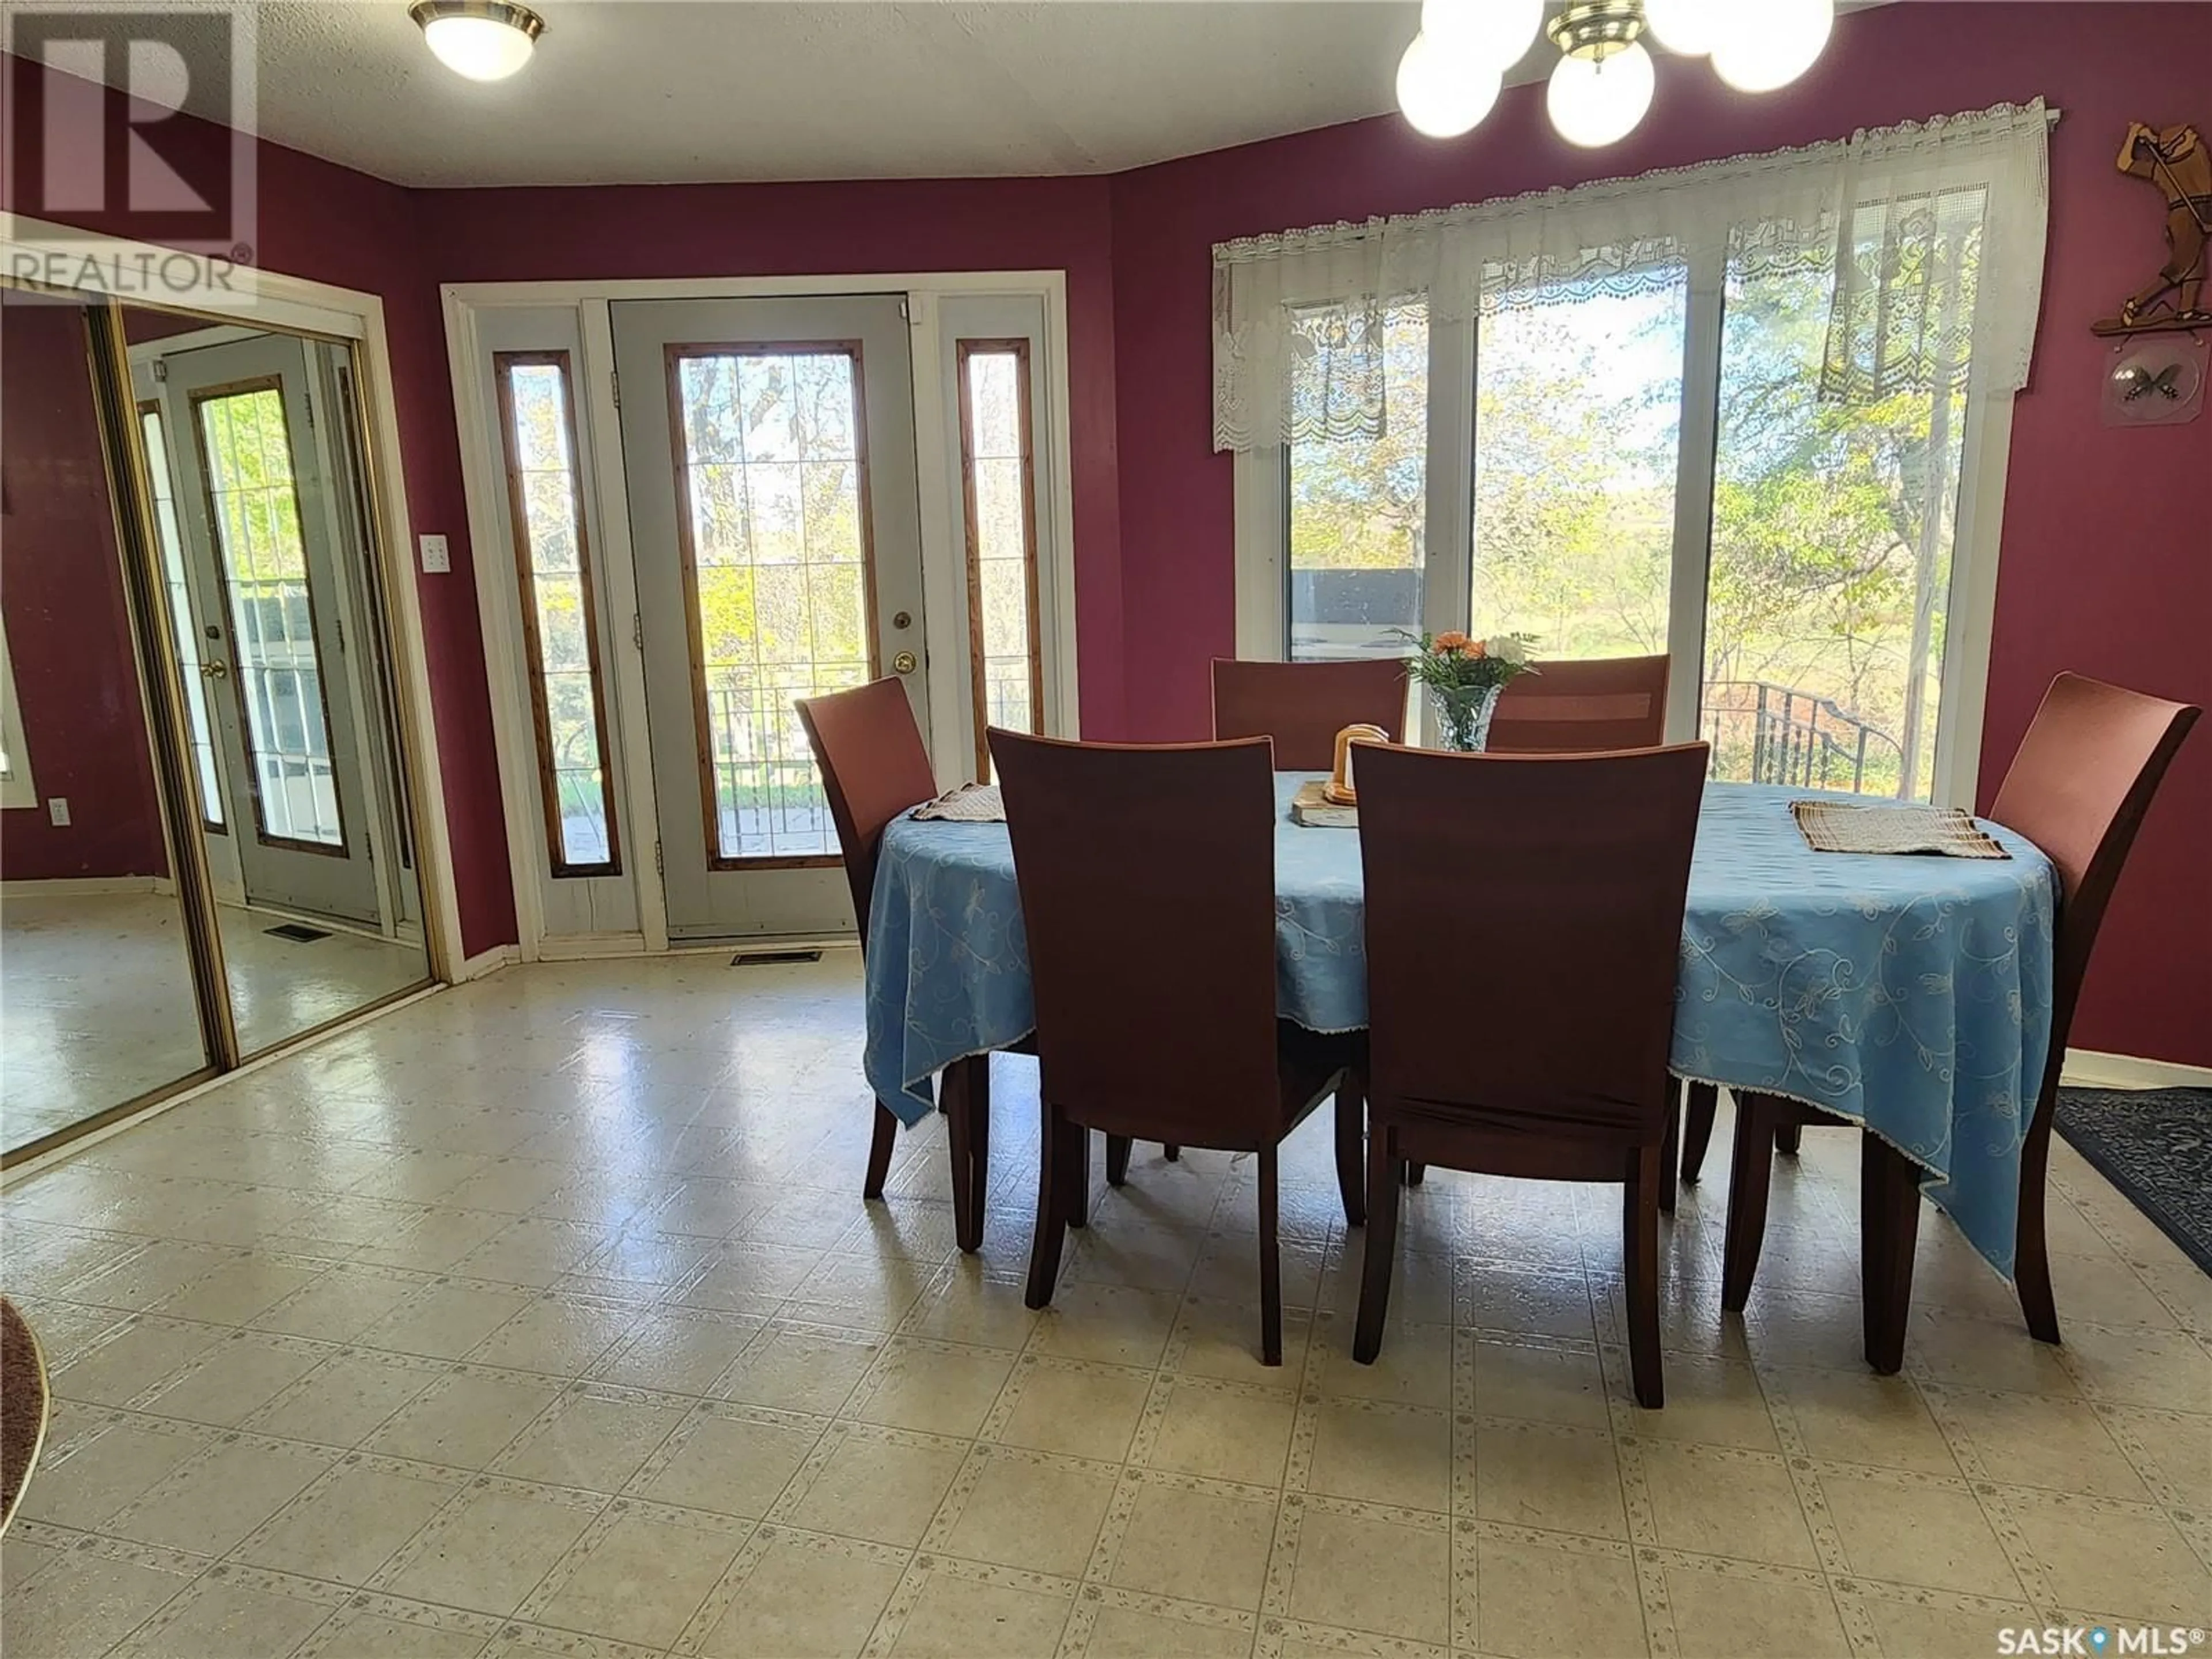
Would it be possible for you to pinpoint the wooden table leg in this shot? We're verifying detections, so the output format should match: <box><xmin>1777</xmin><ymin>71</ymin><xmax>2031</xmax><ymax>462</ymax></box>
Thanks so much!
<box><xmin>1658</xmin><ymin>1091</ymin><xmax>1680</xmax><ymax>1217</ymax></box>
<box><xmin>1861</xmin><ymin>1132</ymin><xmax>1922</xmax><ymax>1374</ymax></box>
<box><xmin>1721</xmin><ymin>1093</ymin><xmax>1778</xmax><ymax>1312</ymax></box>
<box><xmin>945</xmin><ymin>1058</ymin><xmax>988</xmax><ymax>1253</ymax></box>
<box><xmin>1679</xmin><ymin>1082</ymin><xmax>1718</xmax><ymax>1185</ymax></box>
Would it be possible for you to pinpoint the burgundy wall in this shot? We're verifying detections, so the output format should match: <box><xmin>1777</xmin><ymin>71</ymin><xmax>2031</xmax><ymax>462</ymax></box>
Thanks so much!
<box><xmin>6</xmin><ymin>5</ymin><xmax>2205</xmax><ymax>1063</ymax></box>
<box><xmin>2</xmin><ymin>55</ymin><xmax>516</xmax><ymax>952</ymax></box>
<box><xmin>0</xmin><ymin>298</ymin><xmax>169</xmax><ymax>880</ymax></box>
<box><xmin>1105</xmin><ymin>2</ymin><xmax>2212</xmax><ymax>1066</ymax></box>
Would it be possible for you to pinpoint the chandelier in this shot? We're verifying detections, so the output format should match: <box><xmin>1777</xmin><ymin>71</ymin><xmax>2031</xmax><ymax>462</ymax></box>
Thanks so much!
<box><xmin>1397</xmin><ymin>0</ymin><xmax>1835</xmax><ymax>148</ymax></box>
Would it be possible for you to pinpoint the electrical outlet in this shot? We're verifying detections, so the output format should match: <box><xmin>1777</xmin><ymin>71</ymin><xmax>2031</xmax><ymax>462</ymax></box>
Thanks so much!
<box><xmin>47</xmin><ymin>797</ymin><xmax>69</xmax><ymax>826</ymax></box>
<box><xmin>419</xmin><ymin>533</ymin><xmax>451</xmax><ymax>574</ymax></box>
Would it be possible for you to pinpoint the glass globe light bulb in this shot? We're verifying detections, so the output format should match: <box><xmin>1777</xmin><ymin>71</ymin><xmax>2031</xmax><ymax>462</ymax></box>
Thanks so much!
<box><xmin>1397</xmin><ymin>32</ymin><xmax>1503</xmax><ymax>140</ymax></box>
<box><xmin>1421</xmin><ymin>0</ymin><xmax>1544</xmax><ymax>73</ymax></box>
<box><xmin>1643</xmin><ymin>0</ymin><xmax>1719</xmax><ymax>58</ymax></box>
<box><xmin>1546</xmin><ymin>40</ymin><xmax>1656</xmax><ymax>148</ymax></box>
<box><xmin>1710</xmin><ymin>0</ymin><xmax>1834</xmax><ymax>93</ymax></box>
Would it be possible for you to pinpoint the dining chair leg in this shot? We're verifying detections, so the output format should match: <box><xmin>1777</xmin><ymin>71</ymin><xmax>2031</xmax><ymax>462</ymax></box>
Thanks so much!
<box><xmin>1861</xmin><ymin>1133</ymin><xmax>1922</xmax><ymax>1374</ymax></box>
<box><xmin>1333</xmin><ymin>1078</ymin><xmax>1366</xmax><ymax>1229</ymax></box>
<box><xmin>1353</xmin><ymin>1122</ymin><xmax>1399</xmax><ymax>1365</ymax></box>
<box><xmin>1257</xmin><ymin>1144</ymin><xmax>1282</xmax><ymax>1367</ymax></box>
<box><xmin>1105</xmin><ymin>1135</ymin><xmax>1132</xmax><ymax>1188</ymax></box>
<box><xmin>945</xmin><ymin>1060</ymin><xmax>984</xmax><ymax>1254</ymax></box>
<box><xmin>1060</xmin><ymin>1124</ymin><xmax>1091</xmax><ymax>1230</ymax></box>
<box><xmin>965</xmin><ymin>1059</ymin><xmax>992</xmax><ymax>1252</ymax></box>
<box><xmin>863</xmin><ymin>1100</ymin><xmax>898</xmax><ymax>1201</ymax></box>
<box><xmin>1403</xmin><ymin>1162</ymin><xmax>1426</xmax><ymax>1187</ymax></box>
<box><xmin>1025</xmin><ymin>1104</ymin><xmax>1072</xmax><ymax>1308</ymax></box>
<box><xmin>1775</xmin><ymin>1120</ymin><xmax>1803</xmax><ymax>1156</ymax></box>
<box><xmin>2013</xmin><ymin>1112</ymin><xmax>2062</xmax><ymax>1344</ymax></box>
<box><xmin>1624</xmin><ymin>1143</ymin><xmax>1664</xmax><ymax>1408</ymax></box>
<box><xmin>1679</xmin><ymin>1082</ymin><xmax>1718</xmax><ymax>1185</ymax></box>
<box><xmin>1658</xmin><ymin>1095</ymin><xmax>1680</xmax><ymax>1218</ymax></box>
<box><xmin>1720</xmin><ymin>1093</ymin><xmax>1779</xmax><ymax>1312</ymax></box>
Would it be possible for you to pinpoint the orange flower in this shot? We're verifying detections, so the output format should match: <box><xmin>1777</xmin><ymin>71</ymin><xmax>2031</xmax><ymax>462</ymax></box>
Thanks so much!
<box><xmin>1431</xmin><ymin>630</ymin><xmax>1470</xmax><ymax>652</ymax></box>
<box><xmin>1464</xmin><ymin>638</ymin><xmax>1488</xmax><ymax>658</ymax></box>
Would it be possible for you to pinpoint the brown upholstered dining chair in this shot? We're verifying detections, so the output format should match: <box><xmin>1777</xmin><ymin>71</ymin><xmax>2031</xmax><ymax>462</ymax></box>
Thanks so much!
<box><xmin>1397</xmin><ymin>651</ymin><xmax>1679</xmax><ymax>1193</ymax></box>
<box><xmin>797</xmin><ymin>677</ymin><xmax>993</xmax><ymax>1251</ymax></box>
<box><xmin>990</xmin><ymin>728</ymin><xmax>1364</xmax><ymax>1365</ymax></box>
<box><xmin>1211</xmin><ymin>658</ymin><xmax>1408</xmax><ymax>769</ymax></box>
<box><xmin>1713</xmin><ymin>672</ymin><xmax>2199</xmax><ymax>1366</ymax></box>
<box><xmin>1351</xmin><ymin>740</ymin><xmax>1709</xmax><ymax>1407</ymax></box>
<box><xmin>1485</xmin><ymin>654</ymin><xmax>1670</xmax><ymax>754</ymax></box>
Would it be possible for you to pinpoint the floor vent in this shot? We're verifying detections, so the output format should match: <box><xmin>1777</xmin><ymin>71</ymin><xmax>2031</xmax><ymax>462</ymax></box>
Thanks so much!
<box><xmin>265</xmin><ymin>923</ymin><xmax>332</xmax><ymax>944</ymax></box>
<box><xmin>730</xmin><ymin>948</ymin><xmax>823</xmax><ymax>967</ymax></box>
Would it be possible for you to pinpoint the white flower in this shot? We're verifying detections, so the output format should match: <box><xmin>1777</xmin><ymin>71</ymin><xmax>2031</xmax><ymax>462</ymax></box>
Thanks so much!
<box><xmin>1486</xmin><ymin>634</ymin><xmax>1531</xmax><ymax>666</ymax></box>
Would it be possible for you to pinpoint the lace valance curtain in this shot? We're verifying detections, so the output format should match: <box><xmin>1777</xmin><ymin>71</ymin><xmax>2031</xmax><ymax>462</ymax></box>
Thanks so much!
<box><xmin>1212</xmin><ymin>100</ymin><xmax>2050</xmax><ymax>452</ymax></box>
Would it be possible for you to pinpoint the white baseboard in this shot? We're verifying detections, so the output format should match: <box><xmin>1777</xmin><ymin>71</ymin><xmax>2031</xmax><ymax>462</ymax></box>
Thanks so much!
<box><xmin>2061</xmin><ymin>1047</ymin><xmax>2212</xmax><ymax>1092</ymax></box>
<box><xmin>455</xmin><ymin>942</ymin><xmax>520</xmax><ymax>981</ymax></box>
<box><xmin>0</xmin><ymin>875</ymin><xmax>171</xmax><ymax>898</ymax></box>
<box><xmin>536</xmin><ymin>933</ymin><xmax>652</xmax><ymax>961</ymax></box>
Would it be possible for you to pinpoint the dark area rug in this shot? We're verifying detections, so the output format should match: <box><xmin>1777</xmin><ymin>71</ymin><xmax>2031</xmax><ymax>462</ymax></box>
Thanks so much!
<box><xmin>2055</xmin><ymin>1086</ymin><xmax>2212</xmax><ymax>1275</ymax></box>
<box><xmin>2</xmin><ymin>1295</ymin><xmax>50</xmax><ymax>1531</ymax></box>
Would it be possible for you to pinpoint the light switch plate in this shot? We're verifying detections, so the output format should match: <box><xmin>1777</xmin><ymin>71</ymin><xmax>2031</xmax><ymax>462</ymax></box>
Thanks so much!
<box><xmin>419</xmin><ymin>533</ymin><xmax>451</xmax><ymax>574</ymax></box>
<box><xmin>47</xmin><ymin>797</ymin><xmax>70</xmax><ymax>826</ymax></box>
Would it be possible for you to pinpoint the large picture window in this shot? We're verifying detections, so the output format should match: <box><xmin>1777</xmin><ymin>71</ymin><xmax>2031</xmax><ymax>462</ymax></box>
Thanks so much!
<box><xmin>1243</xmin><ymin>102</ymin><xmax>2048</xmax><ymax>805</ymax></box>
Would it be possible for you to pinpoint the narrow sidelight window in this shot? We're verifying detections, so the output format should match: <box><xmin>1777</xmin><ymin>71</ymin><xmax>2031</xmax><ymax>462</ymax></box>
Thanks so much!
<box><xmin>495</xmin><ymin>352</ymin><xmax>620</xmax><ymax>876</ymax></box>
<box><xmin>956</xmin><ymin>342</ymin><xmax>1043</xmax><ymax>777</ymax></box>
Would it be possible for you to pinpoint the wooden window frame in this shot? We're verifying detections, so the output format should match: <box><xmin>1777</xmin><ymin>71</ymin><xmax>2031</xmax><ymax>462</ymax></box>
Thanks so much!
<box><xmin>493</xmin><ymin>350</ymin><xmax>623</xmax><ymax>879</ymax></box>
<box><xmin>188</xmin><ymin>373</ymin><xmax>352</xmax><ymax>858</ymax></box>
<box><xmin>955</xmin><ymin>339</ymin><xmax>1044</xmax><ymax>779</ymax></box>
<box><xmin>662</xmin><ymin>339</ymin><xmax>879</xmax><ymax>872</ymax></box>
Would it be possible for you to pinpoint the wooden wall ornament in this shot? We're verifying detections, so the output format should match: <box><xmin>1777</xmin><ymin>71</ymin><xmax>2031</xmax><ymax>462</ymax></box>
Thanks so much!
<box><xmin>2093</xmin><ymin>121</ymin><xmax>2210</xmax><ymax>337</ymax></box>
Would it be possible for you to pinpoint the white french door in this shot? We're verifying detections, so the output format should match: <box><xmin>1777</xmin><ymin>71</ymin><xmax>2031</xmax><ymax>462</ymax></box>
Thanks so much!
<box><xmin>611</xmin><ymin>296</ymin><xmax>930</xmax><ymax>940</ymax></box>
<box><xmin>149</xmin><ymin>334</ymin><xmax>381</xmax><ymax>924</ymax></box>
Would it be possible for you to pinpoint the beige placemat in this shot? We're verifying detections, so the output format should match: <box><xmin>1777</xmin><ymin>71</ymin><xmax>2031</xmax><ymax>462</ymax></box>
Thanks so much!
<box><xmin>1790</xmin><ymin>799</ymin><xmax>2009</xmax><ymax>859</ymax></box>
<box><xmin>913</xmin><ymin>783</ymin><xmax>1006</xmax><ymax>823</ymax></box>
<box><xmin>1290</xmin><ymin>779</ymin><xmax>1357</xmax><ymax>828</ymax></box>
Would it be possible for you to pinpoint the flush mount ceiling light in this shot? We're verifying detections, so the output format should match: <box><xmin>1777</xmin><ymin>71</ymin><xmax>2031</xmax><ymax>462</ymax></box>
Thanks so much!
<box><xmin>410</xmin><ymin>0</ymin><xmax>546</xmax><ymax>82</ymax></box>
<box><xmin>1397</xmin><ymin>0</ymin><xmax>1834</xmax><ymax>149</ymax></box>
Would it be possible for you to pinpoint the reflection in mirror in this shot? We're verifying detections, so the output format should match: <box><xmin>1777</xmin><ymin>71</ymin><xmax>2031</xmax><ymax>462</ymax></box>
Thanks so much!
<box><xmin>1</xmin><ymin>287</ymin><xmax>211</xmax><ymax>1154</ymax></box>
<box><xmin>122</xmin><ymin>308</ymin><xmax>433</xmax><ymax>1057</ymax></box>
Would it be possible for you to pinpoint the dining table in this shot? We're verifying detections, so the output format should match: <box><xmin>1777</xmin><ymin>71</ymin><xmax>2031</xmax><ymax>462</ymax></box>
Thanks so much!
<box><xmin>862</xmin><ymin>772</ymin><xmax>2056</xmax><ymax>1298</ymax></box>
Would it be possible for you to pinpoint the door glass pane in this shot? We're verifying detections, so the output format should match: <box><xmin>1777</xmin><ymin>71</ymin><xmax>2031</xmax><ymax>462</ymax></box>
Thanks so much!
<box><xmin>959</xmin><ymin>343</ymin><xmax>1041</xmax><ymax>777</ymax></box>
<box><xmin>194</xmin><ymin>382</ymin><xmax>345</xmax><ymax>847</ymax></box>
<box><xmin>140</xmin><ymin>404</ymin><xmax>225</xmax><ymax>828</ymax></box>
<box><xmin>672</xmin><ymin>347</ymin><xmax>870</xmax><ymax>861</ymax></box>
<box><xmin>1470</xmin><ymin>272</ymin><xmax>1685</xmax><ymax>658</ymax></box>
<box><xmin>1287</xmin><ymin>300</ymin><xmax>1429</xmax><ymax>660</ymax></box>
<box><xmin>497</xmin><ymin>354</ymin><xmax>619</xmax><ymax>874</ymax></box>
<box><xmin>1704</xmin><ymin>236</ymin><xmax>1970</xmax><ymax>799</ymax></box>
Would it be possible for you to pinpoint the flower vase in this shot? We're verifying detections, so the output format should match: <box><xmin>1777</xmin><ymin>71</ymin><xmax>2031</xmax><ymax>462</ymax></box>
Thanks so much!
<box><xmin>1435</xmin><ymin>684</ymin><xmax>1502</xmax><ymax>752</ymax></box>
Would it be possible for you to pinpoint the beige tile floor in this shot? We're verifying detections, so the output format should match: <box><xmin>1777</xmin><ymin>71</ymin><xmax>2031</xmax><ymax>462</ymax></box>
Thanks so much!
<box><xmin>2</xmin><ymin>952</ymin><xmax>2207</xmax><ymax>1659</ymax></box>
<box><xmin>2</xmin><ymin>892</ymin><xmax>431</xmax><ymax>1153</ymax></box>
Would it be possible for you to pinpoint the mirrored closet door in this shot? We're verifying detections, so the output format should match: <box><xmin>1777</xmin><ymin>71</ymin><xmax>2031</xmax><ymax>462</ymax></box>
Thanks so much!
<box><xmin>1</xmin><ymin>283</ymin><xmax>440</xmax><ymax>1164</ymax></box>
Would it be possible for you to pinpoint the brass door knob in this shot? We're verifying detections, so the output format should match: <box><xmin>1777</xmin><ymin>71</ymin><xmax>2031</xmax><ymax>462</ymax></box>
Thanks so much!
<box><xmin>202</xmin><ymin>659</ymin><xmax>231</xmax><ymax>680</ymax></box>
<box><xmin>892</xmin><ymin>651</ymin><xmax>918</xmax><ymax>675</ymax></box>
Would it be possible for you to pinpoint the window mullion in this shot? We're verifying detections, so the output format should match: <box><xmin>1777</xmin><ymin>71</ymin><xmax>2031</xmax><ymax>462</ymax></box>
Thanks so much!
<box><xmin>1665</xmin><ymin>243</ymin><xmax>1729</xmax><ymax>745</ymax></box>
<box><xmin>1419</xmin><ymin>310</ymin><xmax>1476</xmax><ymax>744</ymax></box>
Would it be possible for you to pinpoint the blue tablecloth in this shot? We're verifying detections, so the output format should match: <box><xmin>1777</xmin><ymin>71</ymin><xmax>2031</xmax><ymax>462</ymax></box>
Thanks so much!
<box><xmin>863</xmin><ymin>775</ymin><xmax>2055</xmax><ymax>1275</ymax></box>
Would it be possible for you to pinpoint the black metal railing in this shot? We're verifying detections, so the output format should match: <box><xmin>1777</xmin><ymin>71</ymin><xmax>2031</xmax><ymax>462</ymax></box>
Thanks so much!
<box><xmin>1700</xmin><ymin>680</ymin><xmax>1904</xmax><ymax>794</ymax></box>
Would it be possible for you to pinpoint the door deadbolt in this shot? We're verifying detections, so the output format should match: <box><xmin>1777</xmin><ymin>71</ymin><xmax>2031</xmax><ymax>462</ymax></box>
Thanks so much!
<box><xmin>892</xmin><ymin>610</ymin><xmax>912</xmax><ymax>630</ymax></box>
<box><xmin>892</xmin><ymin>651</ymin><xmax>918</xmax><ymax>675</ymax></box>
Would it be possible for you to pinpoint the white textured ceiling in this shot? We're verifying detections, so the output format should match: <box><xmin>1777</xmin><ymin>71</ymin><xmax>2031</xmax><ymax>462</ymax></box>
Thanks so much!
<box><xmin>47</xmin><ymin>1</ymin><xmax>1477</xmax><ymax>186</ymax></box>
<box><xmin>46</xmin><ymin>1</ymin><xmax>1886</xmax><ymax>188</ymax></box>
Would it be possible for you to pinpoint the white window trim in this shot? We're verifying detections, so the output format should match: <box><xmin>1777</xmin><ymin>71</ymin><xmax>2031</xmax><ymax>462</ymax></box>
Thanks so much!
<box><xmin>1233</xmin><ymin>108</ymin><xmax>2050</xmax><ymax>811</ymax></box>
<box><xmin>444</xmin><ymin>271</ymin><xmax>1082</xmax><ymax>961</ymax></box>
<box><xmin>0</xmin><ymin>614</ymin><xmax>37</xmax><ymax>809</ymax></box>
